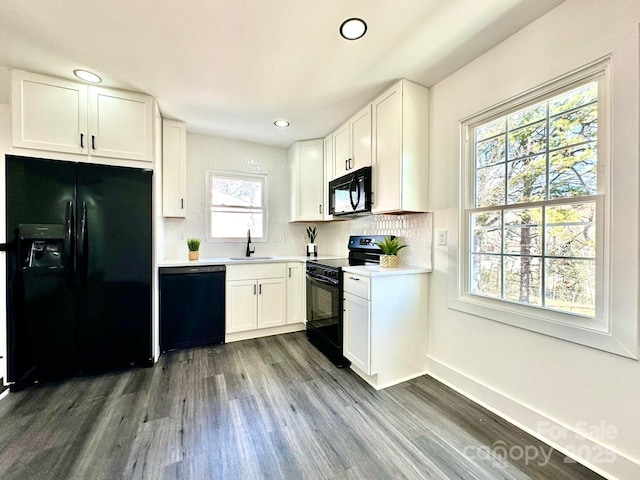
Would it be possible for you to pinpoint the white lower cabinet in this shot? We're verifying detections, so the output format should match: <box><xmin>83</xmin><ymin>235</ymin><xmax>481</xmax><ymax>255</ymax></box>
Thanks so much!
<box><xmin>286</xmin><ymin>262</ymin><xmax>305</xmax><ymax>324</ymax></box>
<box><xmin>257</xmin><ymin>278</ymin><xmax>287</xmax><ymax>329</ymax></box>
<box><xmin>226</xmin><ymin>279</ymin><xmax>259</xmax><ymax>333</ymax></box>
<box><xmin>343</xmin><ymin>292</ymin><xmax>371</xmax><ymax>373</ymax></box>
<box><xmin>343</xmin><ymin>269</ymin><xmax>428</xmax><ymax>390</ymax></box>
<box><xmin>226</xmin><ymin>262</ymin><xmax>304</xmax><ymax>342</ymax></box>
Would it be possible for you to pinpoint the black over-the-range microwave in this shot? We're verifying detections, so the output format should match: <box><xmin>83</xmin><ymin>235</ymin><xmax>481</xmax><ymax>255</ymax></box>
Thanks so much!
<box><xmin>329</xmin><ymin>166</ymin><xmax>372</xmax><ymax>216</ymax></box>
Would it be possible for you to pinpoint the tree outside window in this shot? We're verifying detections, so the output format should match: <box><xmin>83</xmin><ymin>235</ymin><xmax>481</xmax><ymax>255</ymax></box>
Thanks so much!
<box><xmin>469</xmin><ymin>81</ymin><xmax>598</xmax><ymax>317</ymax></box>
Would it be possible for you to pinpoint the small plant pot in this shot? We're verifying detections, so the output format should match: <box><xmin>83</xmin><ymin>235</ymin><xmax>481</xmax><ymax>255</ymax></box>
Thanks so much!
<box><xmin>307</xmin><ymin>243</ymin><xmax>318</xmax><ymax>257</ymax></box>
<box><xmin>380</xmin><ymin>254</ymin><xmax>398</xmax><ymax>269</ymax></box>
<box><xmin>188</xmin><ymin>251</ymin><xmax>199</xmax><ymax>261</ymax></box>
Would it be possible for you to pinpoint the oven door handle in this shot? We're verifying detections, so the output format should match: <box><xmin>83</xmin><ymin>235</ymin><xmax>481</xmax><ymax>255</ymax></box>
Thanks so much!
<box><xmin>306</xmin><ymin>274</ymin><xmax>339</xmax><ymax>287</ymax></box>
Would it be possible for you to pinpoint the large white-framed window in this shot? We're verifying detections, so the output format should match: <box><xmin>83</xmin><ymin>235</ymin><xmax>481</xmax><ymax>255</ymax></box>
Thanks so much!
<box><xmin>206</xmin><ymin>170</ymin><xmax>268</xmax><ymax>242</ymax></box>
<box><xmin>457</xmin><ymin>60</ymin><xmax>624</xmax><ymax>353</ymax></box>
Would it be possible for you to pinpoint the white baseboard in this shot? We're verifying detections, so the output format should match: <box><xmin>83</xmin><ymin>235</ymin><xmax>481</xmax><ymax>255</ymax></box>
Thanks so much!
<box><xmin>349</xmin><ymin>363</ymin><xmax>428</xmax><ymax>391</ymax></box>
<box><xmin>427</xmin><ymin>357</ymin><xmax>639</xmax><ymax>480</ymax></box>
<box><xmin>225</xmin><ymin>323</ymin><xmax>305</xmax><ymax>343</ymax></box>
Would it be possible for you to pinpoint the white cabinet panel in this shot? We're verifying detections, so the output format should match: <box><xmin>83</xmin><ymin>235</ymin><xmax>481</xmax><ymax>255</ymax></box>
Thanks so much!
<box><xmin>258</xmin><ymin>278</ymin><xmax>287</xmax><ymax>328</ymax></box>
<box><xmin>286</xmin><ymin>263</ymin><xmax>305</xmax><ymax>324</ymax></box>
<box><xmin>350</xmin><ymin>104</ymin><xmax>372</xmax><ymax>172</ymax></box>
<box><xmin>372</xmin><ymin>79</ymin><xmax>429</xmax><ymax>214</ymax></box>
<box><xmin>162</xmin><ymin>119</ymin><xmax>187</xmax><ymax>217</ymax></box>
<box><xmin>323</xmin><ymin>134</ymin><xmax>334</xmax><ymax>220</ymax></box>
<box><xmin>333</xmin><ymin>121</ymin><xmax>350</xmax><ymax>178</ymax></box>
<box><xmin>332</xmin><ymin>104</ymin><xmax>372</xmax><ymax>180</ymax></box>
<box><xmin>12</xmin><ymin>72</ymin><xmax>88</xmax><ymax>154</ymax></box>
<box><xmin>344</xmin><ymin>292</ymin><xmax>371</xmax><ymax>374</ymax></box>
<box><xmin>226</xmin><ymin>279</ymin><xmax>258</xmax><ymax>333</ymax></box>
<box><xmin>89</xmin><ymin>87</ymin><xmax>153</xmax><ymax>162</ymax></box>
<box><xmin>372</xmin><ymin>86</ymin><xmax>403</xmax><ymax>212</ymax></box>
<box><xmin>289</xmin><ymin>139</ymin><xmax>324</xmax><ymax>222</ymax></box>
<box><xmin>344</xmin><ymin>273</ymin><xmax>370</xmax><ymax>300</ymax></box>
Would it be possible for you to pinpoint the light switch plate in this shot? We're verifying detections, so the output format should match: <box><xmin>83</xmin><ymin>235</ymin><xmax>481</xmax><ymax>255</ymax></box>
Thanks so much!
<box><xmin>437</xmin><ymin>229</ymin><xmax>448</xmax><ymax>246</ymax></box>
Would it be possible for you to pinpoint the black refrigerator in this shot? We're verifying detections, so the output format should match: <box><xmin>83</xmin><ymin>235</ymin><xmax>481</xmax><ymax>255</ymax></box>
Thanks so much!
<box><xmin>5</xmin><ymin>155</ymin><xmax>152</xmax><ymax>390</ymax></box>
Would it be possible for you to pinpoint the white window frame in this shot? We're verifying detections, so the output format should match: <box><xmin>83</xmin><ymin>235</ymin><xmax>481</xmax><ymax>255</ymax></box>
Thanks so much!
<box><xmin>454</xmin><ymin>58</ymin><xmax>638</xmax><ymax>358</ymax></box>
<box><xmin>206</xmin><ymin>170</ymin><xmax>269</xmax><ymax>243</ymax></box>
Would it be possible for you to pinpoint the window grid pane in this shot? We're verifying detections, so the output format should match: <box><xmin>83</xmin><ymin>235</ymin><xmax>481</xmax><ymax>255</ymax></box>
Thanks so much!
<box><xmin>208</xmin><ymin>171</ymin><xmax>267</xmax><ymax>240</ymax></box>
<box><xmin>469</xmin><ymin>80</ymin><xmax>598</xmax><ymax>317</ymax></box>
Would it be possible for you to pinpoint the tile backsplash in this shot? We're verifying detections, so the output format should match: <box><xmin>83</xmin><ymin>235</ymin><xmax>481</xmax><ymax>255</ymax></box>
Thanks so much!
<box><xmin>317</xmin><ymin>212</ymin><xmax>433</xmax><ymax>269</ymax></box>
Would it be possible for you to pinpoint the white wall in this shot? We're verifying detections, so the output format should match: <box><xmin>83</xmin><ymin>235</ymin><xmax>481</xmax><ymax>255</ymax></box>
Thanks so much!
<box><xmin>162</xmin><ymin>133</ymin><xmax>313</xmax><ymax>260</ymax></box>
<box><xmin>428</xmin><ymin>0</ymin><xmax>640</xmax><ymax>478</ymax></box>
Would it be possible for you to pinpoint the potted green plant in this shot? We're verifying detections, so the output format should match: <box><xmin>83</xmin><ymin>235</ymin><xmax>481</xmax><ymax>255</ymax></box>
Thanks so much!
<box><xmin>187</xmin><ymin>238</ymin><xmax>201</xmax><ymax>261</ymax></box>
<box><xmin>306</xmin><ymin>226</ymin><xmax>318</xmax><ymax>257</ymax></box>
<box><xmin>375</xmin><ymin>236</ymin><xmax>407</xmax><ymax>269</ymax></box>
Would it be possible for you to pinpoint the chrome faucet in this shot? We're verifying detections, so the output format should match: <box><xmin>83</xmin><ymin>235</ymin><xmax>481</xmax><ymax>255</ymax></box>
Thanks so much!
<box><xmin>245</xmin><ymin>229</ymin><xmax>255</xmax><ymax>257</ymax></box>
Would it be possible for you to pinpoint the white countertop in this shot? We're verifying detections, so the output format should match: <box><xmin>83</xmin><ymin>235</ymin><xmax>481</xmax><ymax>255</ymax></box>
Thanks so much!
<box><xmin>342</xmin><ymin>264</ymin><xmax>432</xmax><ymax>277</ymax></box>
<box><xmin>159</xmin><ymin>255</ymin><xmax>342</xmax><ymax>268</ymax></box>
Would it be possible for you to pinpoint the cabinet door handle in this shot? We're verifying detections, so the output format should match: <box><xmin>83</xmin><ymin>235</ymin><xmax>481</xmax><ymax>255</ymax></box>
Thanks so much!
<box><xmin>348</xmin><ymin>158</ymin><xmax>353</xmax><ymax>169</ymax></box>
<box><xmin>259</xmin><ymin>284</ymin><xmax>262</xmax><ymax>294</ymax></box>
<box><xmin>80</xmin><ymin>133</ymin><xmax>84</xmax><ymax>148</ymax></box>
<box><xmin>253</xmin><ymin>284</ymin><xmax>257</xmax><ymax>295</ymax></box>
<box><xmin>345</xmin><ymin>159</ymin><xmax>348</xmax><ymax>171</ymax></box>
<box><xmin>91</xmin><ymin>135</ymin><xmax>96</xmax><ymax>150</ymax></box>
<box><xmin>181</xmin><ymin>198</ymin><xmax>184</xmax><ymax>209</ymax></box>
<box><xmin>349</xmin><ymin>276</ymin><xmax>360</xmax><ymax>281</ymax></box>
<box><xmin>319</xmin><ymin>204</ymin><xmax>322</xmax><ymax>214</ymax></box>
<box><xmin>288</xmin><ymin>267</ymin><xmax>292</xmax><ymax>278</ymax></box>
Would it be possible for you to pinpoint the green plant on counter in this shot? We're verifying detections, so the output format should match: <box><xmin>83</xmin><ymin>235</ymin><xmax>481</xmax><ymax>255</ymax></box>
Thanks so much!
<box><xmin>375</xmin><ymin>236</ymin><xmax>408</xmax><ymax>255</ymax></box>
<box><xmin>306</xmin><ymin>226</ymin><xmax>317</xmax><ymax>243</ymax></box>
<box><xmin>187</xmin><ymin>238</ymin><xmax>201</xmax><ymax>252</ymax></box>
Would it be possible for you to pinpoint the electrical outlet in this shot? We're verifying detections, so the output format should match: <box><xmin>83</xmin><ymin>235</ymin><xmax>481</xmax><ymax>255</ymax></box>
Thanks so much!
<box><xmin>178</xmin><ymin>231</ymin><xmax>185</xmax><ymax>242</ymax></box>
<box><xmin>437</xmin><ymin>229</ymin><xmax>448</xmax><ymax>247</ymax></box>
<box><xmin>276</xmin><ymin>233</ymin><xmax>285</xmax><ymax>243</ymax></box>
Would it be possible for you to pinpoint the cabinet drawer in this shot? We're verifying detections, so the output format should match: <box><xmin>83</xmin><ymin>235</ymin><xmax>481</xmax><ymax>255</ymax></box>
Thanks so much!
<box><xmin>344</xmin><ymin>273</ymin><xmax>370</xmax><ymax>299</ymax></box>
<box><xmin>226</xmin><ymin>262</ymin><xmax>286</xmax><ymax>281</ymax></box>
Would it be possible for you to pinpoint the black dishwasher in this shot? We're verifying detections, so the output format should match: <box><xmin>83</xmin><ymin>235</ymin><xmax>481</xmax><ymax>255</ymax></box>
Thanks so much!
<box><xmin>160</xmin><ymin>265</ymin><xmax>226</xmax><ymax>352</ymax></box>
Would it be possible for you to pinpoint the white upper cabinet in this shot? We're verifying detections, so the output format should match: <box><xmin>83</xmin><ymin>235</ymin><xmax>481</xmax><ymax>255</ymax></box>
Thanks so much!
<box><xmin>350</xmin><ymin>104</ymin><xmax>372</xmax><ymax>172</ymax></box>
<box><xmin>12</xmin><ymin>71</ymin><xmax>153</xmax><ymax>163</ymax></box>
<box><xmin>12</xmin><ymin>71</ymin><xmax>88</xmax><ymax>154</ymax></box>
<box><xmin>323</xmin><ymin>133</ymin><xmax>334</xmax><ymax>221</ymax></box>
<box><xmin>162</xmin><ymin>119</ymin><xmax>187</xmax><ymax>218</ymax></box>
<box><xmin>372</xmin><ymin>79</ymin><xmax>429</xmax><ymax>214</ymax></box>
<box><xmin>88</xmin><ymin>87</ymin><xmax>153</xmax><ymax>162</ymax></box>
<box><xmin>333</xmin><ymin>104</ymin><xmax>372</xmax><ymax>179</ymax></box>
<box><xmin>332</xmin><ymin>121</ymin><xmax>350</xmax><ymax>178</ymax></box>
<box><xmin>289</xmin><ymin>139</ymin><xmax>324</xmax><ymax>222</ymax></box>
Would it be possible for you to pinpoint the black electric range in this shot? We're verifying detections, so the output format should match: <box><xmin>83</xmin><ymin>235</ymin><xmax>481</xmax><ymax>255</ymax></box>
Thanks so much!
<box><xmin>305</xmin><ymin>235</ymin><xmax>393</xmax><ymax>367</ymax></box>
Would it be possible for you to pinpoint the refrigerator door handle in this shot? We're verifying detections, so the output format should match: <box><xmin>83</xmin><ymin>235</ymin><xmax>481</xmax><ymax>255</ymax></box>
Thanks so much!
<box><xmin>78</xmin><ymin>202</ymin><xmax>88</xmax><ymax>286</ymax></box>
<box><xmin>65</xmin><ymin>201</ymin><xmax>75</xmax><ymax>285</ymax></box>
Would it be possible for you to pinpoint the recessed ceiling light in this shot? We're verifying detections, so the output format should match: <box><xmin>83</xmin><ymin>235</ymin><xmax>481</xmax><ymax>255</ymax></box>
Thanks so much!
<box><xmin>73</xmin><ymin>69</ymin><xmax>102</xmax><ymax>83</ymax></box>
<box><xmin>274</xmin><ymin>120</ymin><xmax>290</xmax><ymax>128</ymax></box>
<box><xmin>340</xmin><ymin>18</ymin><xmax>367</xmax><ymax>40</ymax></box>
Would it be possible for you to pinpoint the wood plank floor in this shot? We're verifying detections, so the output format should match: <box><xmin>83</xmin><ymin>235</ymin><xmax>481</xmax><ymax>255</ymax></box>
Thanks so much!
<box><xmin>0</xmin><ymin>332</ymin><xmax>603</xmax><ymax>480</ymax></box>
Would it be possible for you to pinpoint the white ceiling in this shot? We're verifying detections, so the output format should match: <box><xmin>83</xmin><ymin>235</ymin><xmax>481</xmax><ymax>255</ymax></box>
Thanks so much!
<box><xmin>0</xmin><ymin>0</ymin><xmax>565</xmax><ymax>148</ymax></box>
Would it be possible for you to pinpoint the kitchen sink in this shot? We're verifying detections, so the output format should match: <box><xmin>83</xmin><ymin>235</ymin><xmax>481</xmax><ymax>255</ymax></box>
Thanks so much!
<box><xmin>228</xmin><ymin>257</ymin><xmax>274</xmax><ymax>261</ymax></box>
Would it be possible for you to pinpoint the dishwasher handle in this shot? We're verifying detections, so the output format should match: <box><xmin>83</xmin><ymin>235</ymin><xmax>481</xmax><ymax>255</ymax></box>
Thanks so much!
<box><xmin>160</xmin><ymin>265</ymin><xmax>226</xmax><ymax>275</ymax></box>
